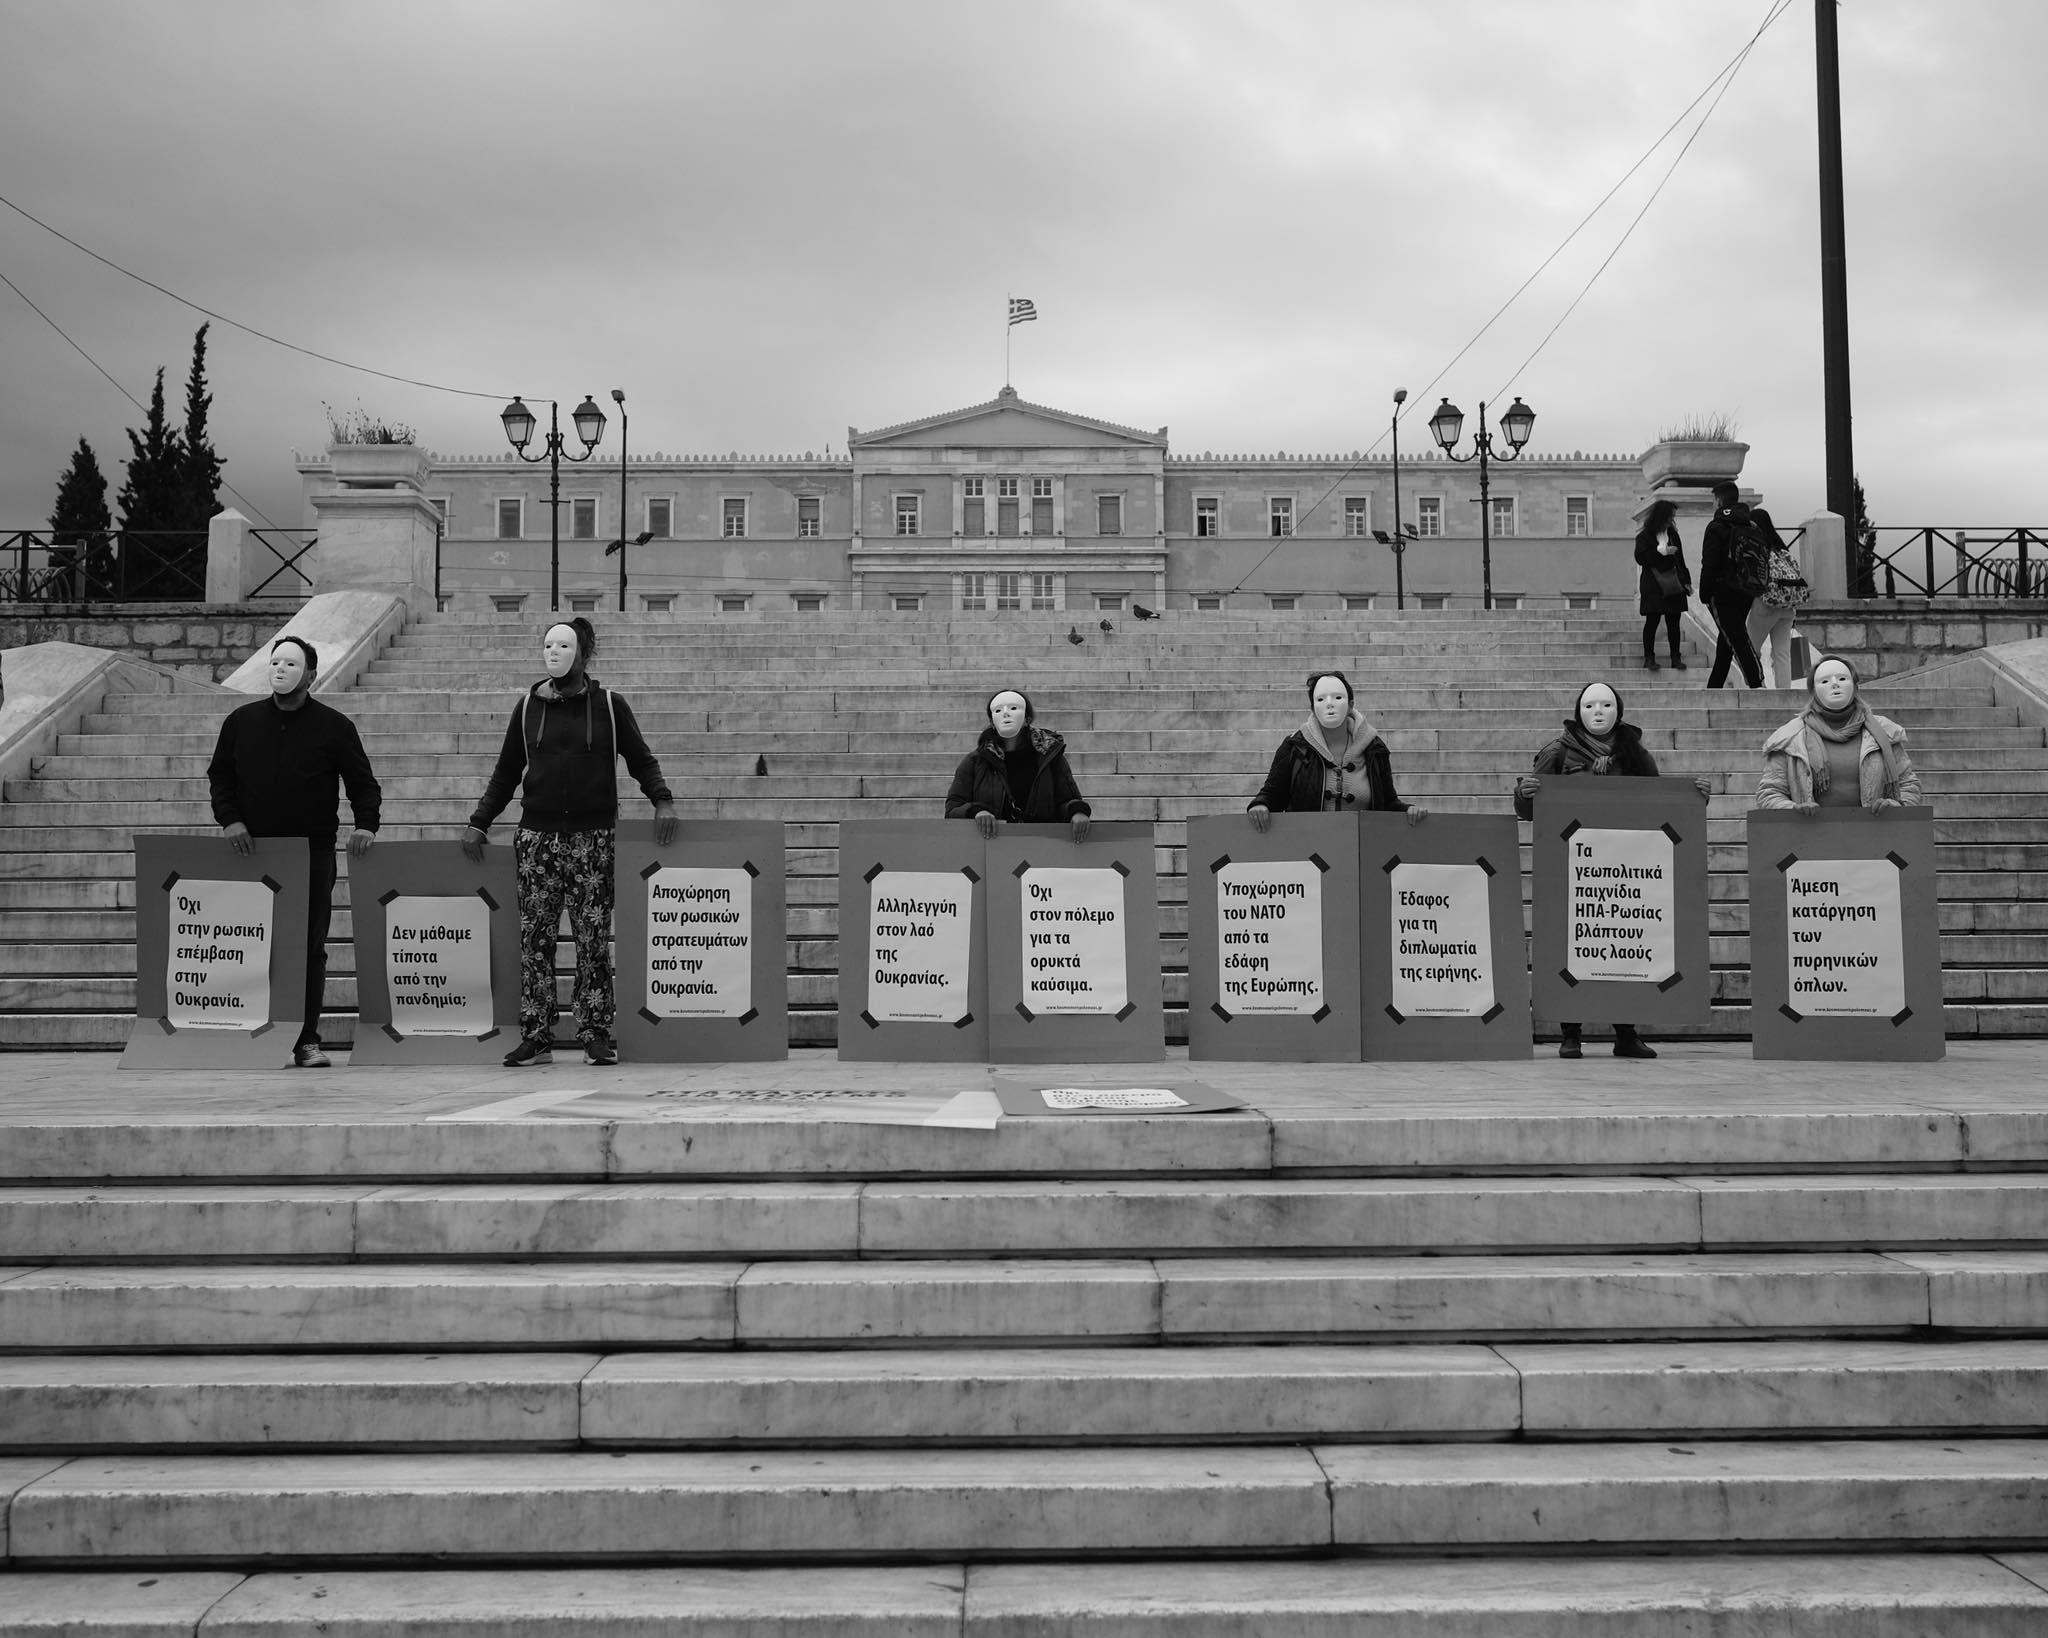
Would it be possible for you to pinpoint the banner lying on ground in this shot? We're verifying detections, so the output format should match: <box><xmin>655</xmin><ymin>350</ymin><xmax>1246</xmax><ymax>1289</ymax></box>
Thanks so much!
<box><xmin>347</xmin><ymin>842</ymin><xmax>520</xmax><ymax>1065</ymax></box>
<box><xmin>125</xmin><ymin>835</ymin><xmax>308</xmax><ymax>1070</ymax></box>
<box><xmin>838</xmin><ymin>820</ymin><xmax>988</xmax><ymax>1062</ymax></box>
<box><xmin>435</xmin><ymin>1082</ymin><xmax>1001</xmax><ymax>1129</ymax></box>
<box><xmin>1747</xmin><ymin>805</ymin><xmax>1944</xmax><ymax>1061</ymax></box>
<box><xmin>1530</xmin><ymin>777</ymin><xmax>1712</xmax><ymax>1032</ymax></box>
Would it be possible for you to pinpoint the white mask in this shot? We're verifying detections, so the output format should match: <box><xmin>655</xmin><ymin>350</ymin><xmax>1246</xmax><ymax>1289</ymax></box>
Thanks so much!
<box><xmin>989</xmin><ymin>691</ymin><xmax>1029</xmax><ymax>740</ymax></box>
<box><xmin>543</xmin><ymin>624</ymin><xmax>580</xmax><ymax>680</ymax></box>
<box><xmin>268</xmin><ymin>645</ymin><xmax>308</xmax><ymax>697</ymax></box>
<box><xmin>1578</xmin><ymin>685</ymin><xmax>1619</xmax><ymax>735</ymax></box>
<box><xmin>1311</xmin><ymin>677</ymin><xmax>1351</xmax><ymax>730</ymax></box>
<box><xmin>1811</xmin><ymin>661</ymin><xmax>1857</xmax><ymax>710</ymax></box>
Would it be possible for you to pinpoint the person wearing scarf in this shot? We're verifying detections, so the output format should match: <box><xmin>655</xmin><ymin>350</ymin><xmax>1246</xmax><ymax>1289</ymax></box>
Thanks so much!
<box><xmin>1516</xmin><ymin>682</ymin><xmax>1713</xmax><ymax>1061</ymax></box>
<box><xmin>1756</xmin><ymin>655</ymin><xmax>1920</xmax><ymax>814</ymax></box>
<box><xmin>945</xmin><ymin>688</ymin><xmax>1091</xmax><ymax>843</ymax></box>
<box><xmin>1248</xmin><ymin>670</ymin><xmax>1425</xmax><ymax>831</ymax></box>
<box><xmin>464</xmin><ymin>617</ymin><xmax>678</xmax><ymax>1068</ymax></box>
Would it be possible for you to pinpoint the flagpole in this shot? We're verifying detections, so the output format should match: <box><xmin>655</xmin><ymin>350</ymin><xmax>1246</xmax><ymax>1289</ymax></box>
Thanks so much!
<box><xmin>1005</xmin><ymin>293</ymin><xmax>1012</xmax><ymax>387</ymax></box>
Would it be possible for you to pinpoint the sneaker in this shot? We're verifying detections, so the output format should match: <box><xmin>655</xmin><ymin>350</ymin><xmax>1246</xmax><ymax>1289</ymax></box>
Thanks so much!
<box><xmin>1613</xmin><ymin>1034</ymin><xmax>1659</xmax><ymax>1060</ymax></box>
<box><xmin>503</xmin><ymin>1038</ymin><xmax>553</xmax><ymax>1068</ymax></box>
<box><xmin>1670</xmin><ymin>655</ymin><xmax>1688</xmax><ymax>670</ymax></box>
<box><xmin>1643</xmin><ymin>654</ymin><xmax>1660</xmax><ymax>670</ymax></box>
<box><xmin>583</xmin><ymin>1033</ymin><xmax>619</xmax><ymax>1066</ymax></box>
<box><xmin>292</xmin><ymin>1043</ymin><xmax>331</xmax><ymax>1069</ymax></box>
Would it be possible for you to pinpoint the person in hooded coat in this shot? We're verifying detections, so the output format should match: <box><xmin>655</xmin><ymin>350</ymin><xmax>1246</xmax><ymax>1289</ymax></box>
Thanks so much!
<box><xmin>1248</xmin><ymin>670</ymin><xmax>1425</xmax><ymax>830</ymax></box>
<box><xmin>463</xmin><ymin>617</ymin><xmax>678</xmax><ymax>1068</ymax></box>
<box><xmin>1756</xmin><ymin>654</ymin><xmax>1921</xmax><ymax>813</ymax></box>
<box><xmin>1634</xmin><ymin>498</ymin><xmax>1692</xmax><ymax>671</ymax></box>
<box><xmin>1515</xmin><ymin>681</ymin><xmax>1712</xmax><ymax>1060</ymax></box>
<box><xmin>945</xmin><ymin>688</ymin><xmax>1092</xmax><ymax>842</ymax></box>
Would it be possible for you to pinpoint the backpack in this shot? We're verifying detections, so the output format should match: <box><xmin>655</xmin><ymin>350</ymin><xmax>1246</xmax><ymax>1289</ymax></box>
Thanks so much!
<box><xmin>1762</xmin><ymin>544</ymin><xmax>1811</xmax><ymax>609</ymax></box>
<box><xmin>1727</xmin><ymin>518</ymin><xmax>1774</xmax><ymax>599</ymax></box>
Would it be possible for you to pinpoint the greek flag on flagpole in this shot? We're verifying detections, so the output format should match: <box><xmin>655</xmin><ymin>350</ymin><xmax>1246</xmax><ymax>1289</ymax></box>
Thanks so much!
<box><xmin>1008</xmin><ymin>297</ymin><xmax>1038</xmax><ymax>326</ymax></box>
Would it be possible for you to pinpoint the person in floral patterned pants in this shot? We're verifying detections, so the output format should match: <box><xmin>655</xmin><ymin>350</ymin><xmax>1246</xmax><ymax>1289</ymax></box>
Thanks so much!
<box><xmin>463</xmin><ymin>618</ymin><xmax>677</xmax><ymax>1066</ymax></box>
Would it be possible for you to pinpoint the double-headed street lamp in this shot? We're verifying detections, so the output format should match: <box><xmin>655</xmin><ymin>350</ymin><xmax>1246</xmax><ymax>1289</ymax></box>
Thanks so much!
<box><xmin>500</xmin><ymin>393</ymin><xmax>607</xmax><ymax>611</ymax></box>
<box><xmin>1428</xmin><ymin>394</ymin><xmax>1535</xmax><ymax>612</ymax></box>
<box><xmin>1371</xmin><ymin>386</ymin><xmax>1420</xmax><ymax>610</ymax></box>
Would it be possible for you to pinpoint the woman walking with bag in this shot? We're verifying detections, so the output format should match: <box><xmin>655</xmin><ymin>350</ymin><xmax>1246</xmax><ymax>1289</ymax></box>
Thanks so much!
<box><xmin>1634</xmin><ymin>499</ymin><xmax>1692</xmax><ymax>671</ymax></box>
<box><xmin>1744</xmin><ymin>504</ymin><xmax>1808</xmax><ymax>688</ymax></box>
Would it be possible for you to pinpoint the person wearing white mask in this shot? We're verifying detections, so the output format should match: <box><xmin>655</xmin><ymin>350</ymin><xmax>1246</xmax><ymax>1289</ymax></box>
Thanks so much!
<box><xmin>1248</xmin><ymin>670</ymin><xmax>1424</xmax><ymax>832</ymax></box>
<box><xmin>464</xmin><ymin>617</ymin><xmax>678</xmax><ymax>1067</ymax></box>
<box><xmin>1756</xmin><ymin>654</ymin><xmax>1920</xmax><ymax>814</ymax></box>
<box><xmin>945</xmin><ymin>688</ymin><xmax>1091</xmax><ymax>843</ymax></box>
<box><xmin>207</xmin><ymin>636</ymin><xmax>381</xmax><ymax>1068</ymax></box>
<box><xmin>1515</xmin><ymin>681</ymin><xmax>1713</xmax><ymax>1060</ymax></box>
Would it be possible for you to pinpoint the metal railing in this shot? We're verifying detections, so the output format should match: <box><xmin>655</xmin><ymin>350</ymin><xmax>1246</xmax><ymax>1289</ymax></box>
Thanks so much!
<box><xmin>1852</xmin><ymin>527</ymin><xmax>2047</xmax><ymax>600</ymax></box>
<box><xmin>2</xmin><ymin>529</ymin><xmax>206</xmax><ymax>603</ymax></box>
<box><xmin>244</xmin><ymin>529</ymin><xmax>318</xmax><ymax>600</ymax></box>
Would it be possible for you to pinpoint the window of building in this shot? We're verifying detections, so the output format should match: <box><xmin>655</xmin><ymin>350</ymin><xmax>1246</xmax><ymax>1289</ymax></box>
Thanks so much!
<box><xmin>1269</xmin><ymin>497</ymin><xmax>1294</xmax><ymax>538</ymax></box>
<box><xmin>895</xmin><ymin>494</ymin><xmax>921</xmax><ymax>536</ymax></box>
<box><xmin>1418</xmin><ymin>594</ymin><xmax>1448</xmax><ymax>611</ymax></box>
<box><xmin>793</xmin><ymin>594</ymin><xmax>825</xmax><ymax>612</ymax></box>
<box><xmin>496</xmin><ymin>498</ymin><xmax>523</xmax><ymax>539</ymax></box>
<box><xmin>964</xmin><ymin>477</ymin><xmax>985</xmax><ymax>498</ymax></box>
<box><xmin>997</xmin><ymin>496</ymin><xmax>1020</xmax><ymax>536</ymax></box>
<box><xmin>719</xmin><ymin>595</ymin><xmax>750</xmax><ymax>613</ymax></box>
<box><xmin>996</xmin><ymin>477</ymin><xmax>1019</xmax><ymax>498</ymax></box>
<box><xmin>568</xmin><ymin>595</ymin><xmax>599</xmax><ymax>613</ymax></box>
<box><xmin>491</xmin><ymin>594</ymin><xmax>527</xmax><ymax>613</ymax></box>
<box><xmin>1195</xmin><ymin>595</ymin><xmax>1222</xmax><ymax>610</ymax></box>
<box><xmin>1565</xmin><ymin>592</ymin><xmax>1598</xmax><ymax>610</ymax></box>
<box><xmin>997</xmin><ymin>572</ymin><xmax>1021</xmax><ymax>612</ymax></box>
<box><xmin>1195</xmin><ymin>496</ymin><xmax>1219</xmax><ymax>537</ymax></box>
<box><xmin>1345</xmin><ymin>595</ymin><xmax>1374</xmax><ymax>610</ymax></box>
<box><xmin>1565</xmin><ymin>496</ymin><xmax>1590</xmax><ymax>537</ymax></box>
<box><xmin>1030</xmin><ymin>572</ymin><xmax>1055</xmax><ymax>610</ymax></box>
<box><xmin>722</xmin><ymin>498</ymin><xmax>747</xmax><ymax>538</ymax></box>
<box><xmin>1344</xmin><ymin>497</ymin><xmax>1371</xmax><ymax>536</ymax></box>
<box><xmin>1098</xmin><ymin>495</ymin><xmax>1123</xmax><ymax>536</ymax></box>
<box><xmin>1490</xmin><ymin>496</ymin><xmax>1517</xmax><ymax>537</ymax></box>
<box><xmin>1415</xmin><ymin>497</ymin><xmax>1442</xmax><ymax>538</ymax></box>
<box><xmin>572</xmin><ymin>498</ymin><xmax>599</xmax><ymax>540</ymax></box>
<box><xmin>1492</xmin><ymin>594</ymin><xmax>1522</xmax><ymax>610</ymax></box>
<box><xmin>641</xmin><ymin>594</ymin><xmax>674</xmax><ymax>612</ymax></box>
<box><xmin>1032</xmin><ymin>477</ymin><xmax>1052</xmax><ymax>498</ymax></box>
<box><xmin>1268</xmin><ymin>595</ymin><xmax>1296</xmax><ymax>610</ymax></box>
<box><xmin>964</xmin><ymin>496</ymin><xmax>985</xmax><ymax>535</ymax></box>
<box><xmin>1031</xmin><ymin>493</ymin><xmax>1053</xmax><ymax>535</ymax></box>
<box><xmin>1097</xmin><ymin>593</ymin><xmax>1124</xmax><ymax>612</ymax></box>
<box><xmin>646</xmin><ymin>497</ymin><xmax>673</xmax><ymax>539</ymax></box>
<box><xmin>962</xmin><ymin>573</ymin><xmax>986</xmax><ymax>611</ymax></box>
<box><xmin>797</xmin><ymin>496</ymin><xmax>821</xmax><ymax>538</ymax></box>
<box><xmin>892</xmin><ymin>593</ymin><xmax>923</xmax><ymax>612</ymax></box>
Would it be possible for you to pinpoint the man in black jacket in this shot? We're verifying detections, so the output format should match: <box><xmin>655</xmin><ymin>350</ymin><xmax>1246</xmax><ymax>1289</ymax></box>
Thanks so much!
<box><xmin>1700</xmin><ymin>480</ymin><xmax>1767</xmax><ymax>689</ymax></box>
<box><xmin>207</xmin><ymin>636</ymin><xmax>381</xmax><ymax>1067</ymax></box>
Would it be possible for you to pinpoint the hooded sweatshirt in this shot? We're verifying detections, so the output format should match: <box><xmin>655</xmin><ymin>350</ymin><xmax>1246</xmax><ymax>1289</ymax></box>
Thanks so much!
<box><xmin>469</xmin><ymin>675</ymin><xmax>672</xmax><ymax>835</ymax></box>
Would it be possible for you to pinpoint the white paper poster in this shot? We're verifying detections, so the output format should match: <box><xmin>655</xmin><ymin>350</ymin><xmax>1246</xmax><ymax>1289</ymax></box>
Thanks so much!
<box><xmin>1216</xmin><ymin>859</ymin><xmax>1324</xmax><ymax>1014</ymax></box>
<box><xmin>867</xmin><ymin>870</ymin><xmax>974</xmax><ymax>1023</ymax></box>
<box><xmin>645</xmin><ymin>866</ymin><xmax>752</xmax><ymax>1017</ymax></box>
<box><xmin>1020</xmin><ymin>866</ymin><xmax>1127</xmax><ymax>1015</ymax></box>
<box><xmin>1785</xmin><ymin>858</ymin><xmax>1906</xmax><ymax>1017</ymax></box>
<box><xmin>1389</xmin><ymin>861</ymin><xmax>1496</xmax><ymax>1017</ymax></box>
<box><xmin>384</xmin><ymin>894</ymin><xmax>494</xmax><ymax>1036</ymax></box>
<box><xmin>166</xmin><ymin>878</ymin><xmax>273</xmax><ymax>1031</ymax></box>
<box><xmin>1566</xmin><ymin>826</ymin><xmax>1676</xmax><ymax>984</ymax></box>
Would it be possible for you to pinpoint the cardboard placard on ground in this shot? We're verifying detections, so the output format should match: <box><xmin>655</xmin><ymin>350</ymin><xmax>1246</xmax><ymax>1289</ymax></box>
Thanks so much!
<box><xmin>991</xmin><ymin>1077</ymin><xmax>1247</xmax><ymax>1117</ymax></box>
<box><xmin>436</xmin><ymin>1083</ymin><xmax>1001</xmax><ymax>1129</ymax></box>
<box><xmin>347</xmin><ymin>842</ymin><xmax>521</xmax><ymax>1065</ymax></box>
<box><xmin>1747</xmin><ymin>805</ymin><xmax>1944</xmax><ymax>1061</ymax></box>
<box><xmin>124</xmin><ymin>834</ymin><xmax>309</xmax><ymax>1070</ymax></box>
<box><xmin>837</xmin><ymin>819</ymin><xmax>988</xmax><ymax>1061</ymax></box>
<box><xmin>612</xmin><ymin>818</ymin><xmax>786</xmax><ymax>1062</ymax></box>
<box><xmin>1359</xmin><ymin>811</ymin><xmax>1531</xmax><ymax>1060</ymax></box>
<box><xmin>1186</xmin><ymin>812</ymin><xmax>1361</xmax><ymax>1061</ymax></box>
<box><xmin>985</xmin><ymin>821</ymin><xmax>1163</xmax><ymax>1063</ymax></box>
<box><xmin>1530</xmin><ymin>776</ymin><xmax>1713</xmax><ymax>1032</ymax></box>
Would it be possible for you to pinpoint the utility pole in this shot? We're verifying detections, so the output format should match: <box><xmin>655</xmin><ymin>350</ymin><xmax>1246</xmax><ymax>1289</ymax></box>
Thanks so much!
<box><xmin>1815</xmin><ymin>0</ymin><xmax>1856</xmax><ymax>586</ymax></box>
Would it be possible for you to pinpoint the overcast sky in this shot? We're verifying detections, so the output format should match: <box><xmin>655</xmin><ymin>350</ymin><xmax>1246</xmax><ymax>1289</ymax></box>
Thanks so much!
<box><xmin>2</xmin><ymin>0</ymin><xmax>2039</xmax><ymax>536</ymax></box>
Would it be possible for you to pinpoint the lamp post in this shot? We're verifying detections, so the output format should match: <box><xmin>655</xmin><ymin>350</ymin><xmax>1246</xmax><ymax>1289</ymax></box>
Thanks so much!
<box><xmin>610</xmin><ymin>389</ymin><xmax>627</xmax><ymax>612</ymax></box>
<box><xmin>1371</xmin><ymin>389</ymin><xmax>1419</xmax><ymax>609</ymax></box>
<box><xmin>499</xmin><ymin>393</ymin><xmax>607</xmax><ymax>611</ymax></box>
<box><xmin>1429</xmin><ymin>394</ymin><xmax>1535</xmax><ymax>612</ymax></box>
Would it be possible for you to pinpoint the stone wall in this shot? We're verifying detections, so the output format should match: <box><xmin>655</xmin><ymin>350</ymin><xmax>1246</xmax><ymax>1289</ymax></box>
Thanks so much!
<box><xmin>1799</xmin><ymin>600</ymin><xmax>2048</xmax><ymax>678</ymax></box>
<box><xmin>0</xmin><ymin>604</ymin><xmax>280</xmax><ymax>682</ymax></box>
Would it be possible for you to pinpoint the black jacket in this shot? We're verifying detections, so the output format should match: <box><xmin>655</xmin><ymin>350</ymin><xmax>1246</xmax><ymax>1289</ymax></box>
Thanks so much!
<box><xmin>469</xmin><ymin>678</ymin><xmax>671</xmax><ymax>835</ymax></box>
<box><xmin>1634</xmin><ymin>524</ymin><xmax>1692</xmax><ymax>616</ymax></box>
<box><xmin>208</xmin><ymin>695</ymin><xmax>382</xmax><ymax>842</ymax></box>
<box><xmin>1699</xmin><ymin>505</ymin><xmax>1782</xmax><ymax>603</ymax></box>
<box><xmin>1250</xmin><ymin>729</ymin><xmax>1407</xmax><ymax>815</ymax></box>
<box><xmin>945</xmin><ymin>726</ymin><xmax>1090</xmax><ymax>823</ymax></box>
<box><xmin>1512</xmin><ymin>720</ymin><xmax>1661</xmax><ymax>819</ymax></box>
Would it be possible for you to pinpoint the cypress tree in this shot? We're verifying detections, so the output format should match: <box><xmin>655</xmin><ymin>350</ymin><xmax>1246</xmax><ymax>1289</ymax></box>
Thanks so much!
<box><xmin>116</xmin><ymin>368</ymin><xmax>189</xmax><ymax>597</ymax></box>
<box><xmin>47</xmin><ymin>438</ymin><xmax>114</xmax><ymax>597</ymax></box>
<box><xmin>179</xmin><ymin>322</ymin><xmax>223</xmax><ymax>528</ymax></box>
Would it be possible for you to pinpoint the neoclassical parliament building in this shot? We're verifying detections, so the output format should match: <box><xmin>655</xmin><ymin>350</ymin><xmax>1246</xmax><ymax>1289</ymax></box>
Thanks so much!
<box><xmin>300</xmin><ymin>387</ymin><xmax>1689</xmax><ymax>615</ymax></box>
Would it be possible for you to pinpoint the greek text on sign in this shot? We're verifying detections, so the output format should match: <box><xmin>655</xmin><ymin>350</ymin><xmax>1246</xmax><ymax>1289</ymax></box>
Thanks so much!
<box><xmin>1020</xmin><ymin>866</ymin><xmax>1127</xmax><ymax>1015</ymax></box>
<box><xmin>166</xmin><ymin>878</ymin><xmax>272</xmax><ymax>1030</ymax></box>
<box><xmin>384</xmin><ymin>895</ymin><xmax>493</xmax><ymax>1036</ymax></box>
<box><xmin>1216</xmin><ymin>859</ymin><xmax>1323</xmax><ymax>1014</ymax></box>
<box><xmin>1785</xmin><ymin>858</ymin><xmax>1905</xmax><ymax>1017</ymax></box>
<box><xmin>1567</xmin><ymin>826</ymin><xmax>1676</xmax><ymax>984</ymax></box>
<box><xmin>868</xmin><ymin>869</ymin><xmax>973</xmax><ymax>1023</ymax></box>
<box><xmin>645</xmin><ymin>866</ymin><xmax>751</xmax><ymax>1017</ymax></box>
<box><xmin>1389</xmin><ymin>861</ymin><xmax>1496</xmax><ymax>1016</ymax></box>
<box><xmin>1041</xmin><ymin>1087</ymin><xmax>1188</xmax><ymax>1110</ymax></box>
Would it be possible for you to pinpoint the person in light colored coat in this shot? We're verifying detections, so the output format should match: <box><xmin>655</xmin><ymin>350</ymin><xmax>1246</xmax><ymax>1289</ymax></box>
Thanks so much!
<box><xmin>1755</xmin><ymin>655</ymin><xmax>1921</xmax><ymax>813</ymax></box>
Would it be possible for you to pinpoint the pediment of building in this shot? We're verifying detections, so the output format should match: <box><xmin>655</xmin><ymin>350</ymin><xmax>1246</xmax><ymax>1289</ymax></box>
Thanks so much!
<box><xmin>850</xmin><ymin>387</ymin><xmax>1165</xmax><ymax>451</ymax></box>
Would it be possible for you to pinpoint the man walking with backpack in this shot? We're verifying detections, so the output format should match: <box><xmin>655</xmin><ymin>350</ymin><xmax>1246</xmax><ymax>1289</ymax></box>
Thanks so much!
<box><xmin>1700</xmin><ymin>480</ymin><xmax>1767</xmax><ymax>689</ymax></box>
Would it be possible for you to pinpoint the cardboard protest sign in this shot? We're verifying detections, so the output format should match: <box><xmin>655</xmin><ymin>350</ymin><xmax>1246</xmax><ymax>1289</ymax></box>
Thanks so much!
<box><xmin>1747</xmin><ymin>806</ymin><xmax>1944</xmax><ymax>1060</ymax></box>
<box><xmin>348</xmin><ymin>842</ymin><xmax>520</xmax><ymax>1065</ymax></box>
<box><xmin>1530</xmin><ymin>777</ymin><xmax>1712</xmax><ymax>1031</ymax></box>
<box><xmin>992</xmin><ymin>1078</ymin><xmax>1248</xmax><ymax>1116</ymax></box>
<box><xmin>437</xmin><ymin>1082</ymin><xmax>1002</xmax><ymax>1130</ymax></box>
<box><xmin>986</xmin><ymin>822</ymin><xmax>1163</xmax><ymax>1062</ymax></box>
<box><xmin>837</xmin><ymin>819</ymin><xmax>988</xmax><ymax>1061</ymax></box>
<box><xmin>613</xmin><ymin>819</ymin><xmax>786</xmax><ymax>1061</ymax></box>
<box><xmin>1359</xmin><ymin>811</ymin><xmax>1530</xmax><ymax>1059</ymax></box>
<box><xmin>1186</xmin><ymin>812</ymin><xmax>1362</xmax><ymax>1061</ymax></box>
<box><xmin>124</xmin><ymin>834</ymin><xmax>309</xmax><ymax>1070</ymax></box>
